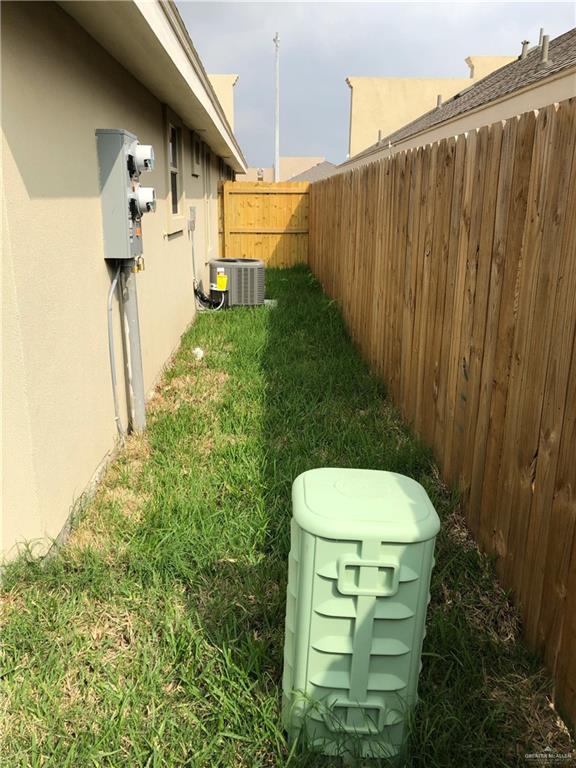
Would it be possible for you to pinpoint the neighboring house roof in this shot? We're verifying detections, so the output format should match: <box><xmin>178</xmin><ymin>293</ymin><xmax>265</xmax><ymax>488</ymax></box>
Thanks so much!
<box><xmin>340</xmin><ymin>27</ymin><xmax>576</xmax><ymax>169</ymax></box>
<box><xmin>59</xmin><ymin>0</ymin><xmax>247</xmax><ymax>172</ymax></box>
<box><xmin>289</xmin><ymin>161</ymin><xmax>337</xmax><ymax>182</ymax></box>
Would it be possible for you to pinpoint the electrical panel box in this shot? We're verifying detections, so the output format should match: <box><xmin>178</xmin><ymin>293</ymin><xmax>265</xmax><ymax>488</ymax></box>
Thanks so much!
<box><xmin>283</xmin><ymin>468</ymin><xmax>440</xmax><ymax>760</ymax></box>
<box><xmin>95</xmin><ymin>128</ymin><xmax>156</xmax><ymax>261</ymax></box>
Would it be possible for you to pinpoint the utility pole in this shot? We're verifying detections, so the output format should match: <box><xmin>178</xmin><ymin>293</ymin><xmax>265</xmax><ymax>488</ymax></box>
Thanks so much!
<box><xmin>273</xmin><ymin>32</ymin><xmax>280</xmax><ymax>182</ymax></box>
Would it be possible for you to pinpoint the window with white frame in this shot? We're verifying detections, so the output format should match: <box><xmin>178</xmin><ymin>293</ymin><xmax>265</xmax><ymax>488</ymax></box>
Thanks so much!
<box><xmin>191</xmin><ymin>131</ymin><xmax>202</xmax><ymax>177</ymax></box>
<box><xmin>168</xmin><ymin>124</ymin><xmax>181</xmax><ymax>215</ymax></box>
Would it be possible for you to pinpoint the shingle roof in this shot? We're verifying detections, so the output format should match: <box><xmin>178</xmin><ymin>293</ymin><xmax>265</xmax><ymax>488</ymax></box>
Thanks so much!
<box><xmin>340</xmin><ymin>27</ymin><xmax>576</xmax><ymax>168</ymax></box>
<box><xmin>289</xmin><ymin>160</ymin><xmax>337</xmax><ymax>182</ymax></box>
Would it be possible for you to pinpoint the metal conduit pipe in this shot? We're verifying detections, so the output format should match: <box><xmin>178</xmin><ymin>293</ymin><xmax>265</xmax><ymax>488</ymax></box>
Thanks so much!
<box><xmin>121</xmin><ymin>262</ymin><xmax>147</xmax><ymax>432</ymax></box>
<box><xmin>107</xmin><ymin>264</ymin><xmax>125</xmax><ymax>440</ymax></box>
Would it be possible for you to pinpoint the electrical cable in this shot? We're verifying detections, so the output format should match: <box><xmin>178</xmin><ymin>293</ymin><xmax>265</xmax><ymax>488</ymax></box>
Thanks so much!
<box><xmin>190</xmin><ymin>222</ymin><xmax>227</xmax><ymax>311</ymax></box>
<box><xmin>194</xmin><ymin>284</ymin><xmax>226</xmax><ymax>311</ymax></box>
<box><xmin>107</xmin><ymin>263</ymin><xmax>125</xmax><ymax>439</ymax></box>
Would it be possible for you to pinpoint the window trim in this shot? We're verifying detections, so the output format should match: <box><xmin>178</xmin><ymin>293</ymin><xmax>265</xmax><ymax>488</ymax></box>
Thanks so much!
<box><xmin>191</xmin><ymin>131</ymin><xmax>202</xmax><ymax>177</ymax></box>
<box><xmin>164</xmin><ymin>109</ymin><xmax>185</xmax><ymax>235</ymax></box>
<box><xmin>169</xmin><ymin>123</ymin><xmax>180</xmax><ymax>212</ymax></box>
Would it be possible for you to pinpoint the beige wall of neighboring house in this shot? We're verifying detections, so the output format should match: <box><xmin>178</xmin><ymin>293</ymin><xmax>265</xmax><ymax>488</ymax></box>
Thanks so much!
<box><xmin>244</xmin><ymin>167</ymin><xmax>273</xmax><ymax>181</ymax></box>
<box><xmin>244</xmin><ymin>156</ymin><xmax>326</xmax><ymax>181</ymax></box>
<box><xmin>208</xmin><ymin>74</ymin><xmax>239</xmax><ymax>131</ymax></box>
<box><xmin>1</xmin><ymin>1</ymin><xmax>245</xmax><ymax>560</ymax></box>
<box><xmin>341</xmin><ymin>66</ymin><xmax>576</xmax><ymax>170</ymax></box>
<box><xmin>347</xmin><ymin>56</ymin><xmax>515</xmax><ymax>156</ymax></box>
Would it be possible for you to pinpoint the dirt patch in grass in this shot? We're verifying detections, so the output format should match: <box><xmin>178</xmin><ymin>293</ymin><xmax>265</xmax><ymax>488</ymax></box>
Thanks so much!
<box><xmin>81</xmin><ymin>605</ymin><xmax>136</xmax><ymax>662</ymax></box>
<box><xmin>103</xmin><ymin>486</ymin><xmax>148</xmax><ymax>522</ymax></box>
<box><xmin>120</xmin><ymin>431</ymin><xmax>151</xmax><ymax>470</ymax></box>
<box><xmin>149</xmin><ymin>369</ymin><xmax>230</xmax><ymax>414</ymax></box>
<box><xmin>66</xmin><ymin>433</ymin><xmax>151</xmax><ymax>558</ymax></box>
<box><xmin>58</xmin><ymin>665</ymin><xmax>102</xmax><ymax>711</ymax></box>
<box><xmin>103</xmin><ymin>432</ymin><xmax>151</xmax><ymax>486</ymax></box>
<box><xmin>0</xmin><ymin>590</ymin><xmax>25</xmax><ymax>625</ymax></box>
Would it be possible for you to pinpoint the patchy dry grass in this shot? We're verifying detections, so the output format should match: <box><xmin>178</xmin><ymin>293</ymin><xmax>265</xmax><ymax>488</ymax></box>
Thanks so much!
<box><xmin>149</xmin><ymin>364</ymin><xmax>230</xmax><ymax>415</ymax></box>
<box><xmin>0</xmin><ymin>268</ymin><xmax>573</xmax><ymax>767</ymax></box>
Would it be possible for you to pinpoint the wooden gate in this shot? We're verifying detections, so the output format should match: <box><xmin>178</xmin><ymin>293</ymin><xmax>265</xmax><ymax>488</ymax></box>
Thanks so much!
<box><xmin>219</xmin><ymin>181</ymin><xmax>309</xmax><ymax>267</ymax></box>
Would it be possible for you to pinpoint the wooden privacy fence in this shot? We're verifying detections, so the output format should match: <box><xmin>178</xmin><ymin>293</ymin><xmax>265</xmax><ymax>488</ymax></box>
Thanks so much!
<box><xmin>309</xmin><ymin>99</ymin><xmax>576</xmax><ymax>724</ymax></box>
<box><xmin>219</xmin><ymin>181</ymin><xmax>309</xmax><ymax>266</ymax></box>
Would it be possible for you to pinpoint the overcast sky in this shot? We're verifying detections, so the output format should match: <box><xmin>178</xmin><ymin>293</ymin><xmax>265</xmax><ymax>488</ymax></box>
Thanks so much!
<box><xmin>176</xmin><ymin>2</ymin><xmax>575</xmax><ymax>167</ymax></box>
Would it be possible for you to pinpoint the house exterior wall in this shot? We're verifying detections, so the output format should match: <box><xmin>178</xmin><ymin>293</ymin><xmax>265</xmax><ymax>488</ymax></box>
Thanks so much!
<box><xmin>347</xmin><ymin>56</ymin><xmax>515</xmax><ymax>156</ymax></box>
<box><xmin>341</xmin><ymin>67</ymin><xmax>576</xmax><ymax>170</ymax></box>
<box><xmin>1</xmin><ymin>1</ymin><xmax>227</xmax><ymax>559</ymax></box>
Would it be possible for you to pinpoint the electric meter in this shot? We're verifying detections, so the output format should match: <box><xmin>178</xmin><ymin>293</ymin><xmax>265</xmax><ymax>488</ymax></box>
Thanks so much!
<box><xmin>132</xmin><ymin>142</ymin><xmax>155</xmax><ymax>173</ymax></box>
<box><xmin>134</xmin><ymin>186</ymin><xmax>156</xmax><ymax>215</ymax></box>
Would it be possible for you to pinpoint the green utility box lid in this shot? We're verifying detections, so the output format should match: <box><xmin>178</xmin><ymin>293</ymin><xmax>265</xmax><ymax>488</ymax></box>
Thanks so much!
<box><xmin>293</xmin><ymin>468</ymin><xmax>440</xmax><ymax>542</ymax></box>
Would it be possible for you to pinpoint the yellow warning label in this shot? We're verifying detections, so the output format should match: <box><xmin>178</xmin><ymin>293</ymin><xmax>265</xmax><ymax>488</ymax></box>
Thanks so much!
<box><xmin>216</xmin><ymin>272</ymin><xmax>228</xmax><ymax>291</ymax></box>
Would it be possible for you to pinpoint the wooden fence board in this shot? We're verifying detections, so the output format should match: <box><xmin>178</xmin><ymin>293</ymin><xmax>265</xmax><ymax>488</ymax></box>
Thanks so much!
<box><xmin>499</xmin><ymin>104</ymin><xmax>557</xmax><ymax>593</ymax></box>
<box><xmin>400</xmin><ymin>149</ymin><xmax>421</xmax><ymax>415</ymax></box>
<box><xmin>415</xmin><ymin>143</ymin><xmax>438</xmax><ymax>430</ymax></box>
<box><xmin>307</xmin><ymin>99</ymin><xmax>576</xmax><ymax>727</ymax></box>
<box><xmin>436</xmin><ymin>136</ymin><xmax>466</xmax><ymax>469</ymax></box>
<box><xmin>442</xmin><ymin>130</ymin><xmax>477</xmax><ymax>482</ymax></box>
<box><xmin>480</xmin><ymin>111</ymin><xmax>537</xmax><ymax>556</ymax></box>
<box><xmin>429</xmin><ymin>137</ymin><xmax>456</xmax><ymax>460</ymax></box>
<box><xmin>452</xmin><ymin>125</ymin><xmax>490</xmax><ymax>487</ymax></box>
<box><xmin>407</xmin><ymin>148</ymin><xmax>431</xmax><ymax>427</ymax></box>
<box><xmin>462</xmin><ymin>122</ymin><xmax>503</xmax><ymax>536</ymax></box>
<box><xmin>469</xmin><ymin>117</ymin><xmax>517</xmax><ymax>545</ymax></box>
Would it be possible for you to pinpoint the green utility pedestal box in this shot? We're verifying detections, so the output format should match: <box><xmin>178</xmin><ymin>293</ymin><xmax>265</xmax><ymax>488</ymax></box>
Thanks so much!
<box><xmin>282</xmin><ymin>468</ymin><xmax>440</xmax><ymax>760</ymax></box>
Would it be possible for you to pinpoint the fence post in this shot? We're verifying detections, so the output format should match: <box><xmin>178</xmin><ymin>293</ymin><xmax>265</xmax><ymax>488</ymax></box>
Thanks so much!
<box><xmin>222</xmin><ymin>181</ymin><xmax>230</xmax><ymax>259</ymax></box>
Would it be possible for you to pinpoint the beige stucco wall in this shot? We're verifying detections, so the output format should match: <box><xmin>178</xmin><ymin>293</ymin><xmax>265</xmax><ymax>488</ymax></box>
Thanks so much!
<box><xmin>208</xmin><ymin>74</ymin><xmax>238</xmax><ymax>131</ymax></box>
<box><xmin>244</xmin><ymin>156</ymin><xmax>325</xmax><ymax>181</ymax></box>
<box><xmin>347</xmin><ymin>56</ymin><xmax>515</xmax><ymax>156</ymax></box>
<box><xmin>341</xmin><ymin>68</ymin><xmax>576</xmax><ymax>170</ymax></box>
<box><xmin>1</xmin><ymin>2</ymin><xmax>225</xmax><ymax>559</ymax></box>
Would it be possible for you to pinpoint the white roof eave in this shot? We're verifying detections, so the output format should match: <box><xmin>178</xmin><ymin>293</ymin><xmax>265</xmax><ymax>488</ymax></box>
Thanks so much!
<box><xmin>59</xmin><ymin>0</ymin><xmax>247</xmax><ymax>172</ymax></box>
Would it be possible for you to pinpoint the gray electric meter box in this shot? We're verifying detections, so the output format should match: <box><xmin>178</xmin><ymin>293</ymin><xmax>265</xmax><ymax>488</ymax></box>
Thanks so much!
<box><xmin>95</xmin><ymin>128</ymin><xmax>156</xmax><ymax>261</ymax></box>
<box><xmin>282</xmin><ymin>468</ymin><xmax>440</xmax><ymax>760</ymax></box>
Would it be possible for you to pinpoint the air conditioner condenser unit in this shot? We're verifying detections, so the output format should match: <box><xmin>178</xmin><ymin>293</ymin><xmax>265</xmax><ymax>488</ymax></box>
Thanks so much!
<box><xmin>209</xmin><ymin>258</ymin><xmax>266</xmax><ymax>308</ymax></box>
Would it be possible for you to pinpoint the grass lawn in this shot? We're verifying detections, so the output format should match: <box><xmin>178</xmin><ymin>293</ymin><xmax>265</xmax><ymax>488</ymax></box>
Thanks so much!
<box><xmin>1</xmin><ymin>267</ymin><xmax>572</xmax><ymax>767</ymax></box>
